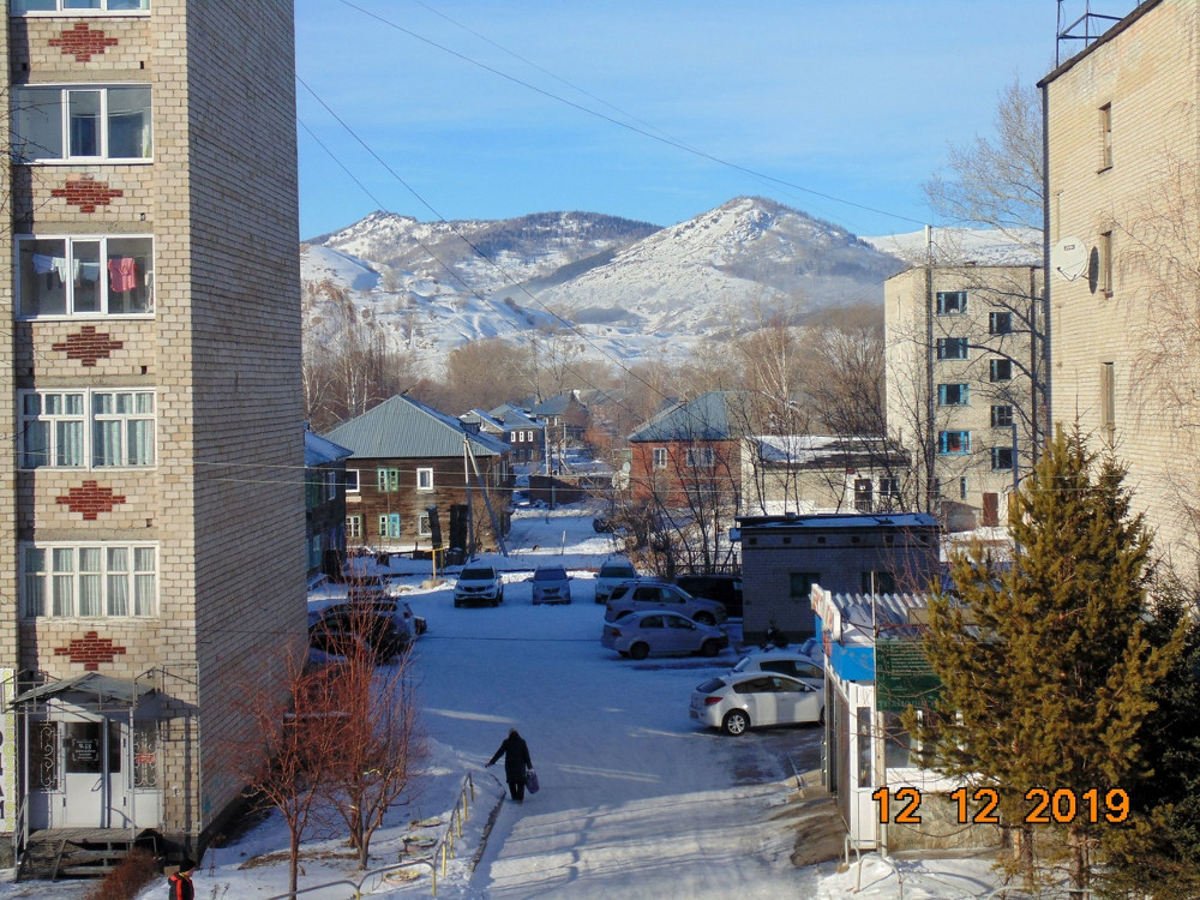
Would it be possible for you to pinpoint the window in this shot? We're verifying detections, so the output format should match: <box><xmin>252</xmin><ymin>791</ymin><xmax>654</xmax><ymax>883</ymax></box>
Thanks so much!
<box><xmin>989</xmin><ymin>311</ymin><xmax>1013</xmax><ymax>335</ymax></box>
<box><xmin>1099</xmin><ymin>230</ymin><xmax>1113</xmax><ymax>296</ymax></box>
<box><xmin>325</xmin><ymin>470</ymin><xmax>337</xmax><ymax>501</ymax></box>
<box><xmin>936</xmin><ymin>290</ymin><xmax>967</xmax><ymax>315</ymax></box>
<box><xmin>685</xmin><ymin>446</ymin><xmax>715</xmax><ymax>467</ymax></box>
<box><xmin>992</xmin><ymin>447</ymin><xmax>1014</xmax><ymax>471</ymax></box>
<box><xmin>937</xmin><ymin>383</ymin><xmax>969</xmax><ymax>406</ymax></box>
<box><xmin>938</xmin><ymin>430</ymin><xmax>970</xmax><ymax>454</ymax></box>
<box><xmin>959</xmin><ymin>476</ymin><xmax>968</xmax><ymax>500</ymax></box>
<box><xmin>991</xmin><ymin>405</ymin><xmax>1014</xmax><ymax>428</ymax></box>
<box><xmin>1099</xmin><ymin>102</ymin><xmax>1113</xmax><ymax>170</ymax></box>
<box><xmin>652</xmin><ymin>447</ymin><xmax>667</xmax><ymax>469</ymax></box>
<box><xmin>936</xmin><ymin>337</ymin><xmax>968</xmax><ymax>360</ymax></box>
<box><xmin>376</xmin><ymin>468</ymin><xmax>399</xmax><ymax>492</ymax></box>
<box><xmin>417</xmin><ymin>467</ymin><xmax>434</xmax><ymax>491</ymax></box>
<box><xmin>346</xmin><ymin>515</ymin><xmax>362</xmax><ymax>539</ymax></box>
<box><xmin>857</xmin><ymin>707</ymin><xmax>873</xmax><ymax>788</ymax></box>
<box><xmin>13</xmin><ymin>0</ymin><xmax>150</xmax><ymax>11</ymax></box>
<box><xmin>861</xmin><ymin>571</ymin><xmax>896</xmax><ymax>594</ymax></box>
<box><xmin>854</xmin><ymin>478</ymin><xmax>873</xmax><ymax>512</ymax></box>
<box><xmin>418</xmin><ymin>513</ymin><xmax>432</xmax><ymax>537</ymax></box>
<box><xmin>345</xmin><ymin>469</ymin><xmax>360</xmax><ymax>494</ymax></box>
<box><xmin>879</xmin><ymin>478</ymin><xmax>900</xmax><ymax>503</ymax></box>
<box><xmin>17</xmin><ymin>235</ymin><xmax>153</xmax><ymax>317</ymax></box>
<box><xmin>526</xmin><ymin>431</ymin><xmax>533</xmax><ymax>442</ymax></box>
<box><xmin>989</xmin><ymin>359</ymin><xmax>1013</xmax><ymax>382</ymax></box>
<box><xmin>22</xmin><ymin>543</ymin><xmax>156</xmax><ymax>618</ymax></box>
<box><xmin>14</xmin><ymin>85</ymin><xmax>152</xmax><ymax>162</ymax></box>
<box><xmin>378</xmin><ymin>513</ymin><xmax>401</xmax><ymax>539</ymax></box>
<box><xmin>789</xmin><ymin>572</ymin><xmax>820</xmax><ymax>602</ymax></box>
<box><xmin>20</xmin><ymin>389</ymin><xmax>154</xmax><ymax>469</ymax></box>
<box><xmin>1100</xmin><ymin>361</ymin><xmax>1115</xmax><ymax>437</ymax></box>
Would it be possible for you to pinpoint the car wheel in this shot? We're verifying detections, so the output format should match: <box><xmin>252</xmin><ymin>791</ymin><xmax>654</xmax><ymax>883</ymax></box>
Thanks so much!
<box><xmin>499</xmin><ymin>589</ymin><xmax>505</xmax><ymax>603</ymax></box>
<box><xmin>629</xmin><ymin>642</ymin><xmax>650</xmax><ymax>661</ymax></box>
<box><xmin>693</xmin><ymin>612</ymin><xmax>715</xmax><ymax>626</ymax></box>
<box><xmin>454</xmin><ymin>598</ymin><xmax>462</xmax><ymax>608</ymax></box>
<box><xmin>819</xmin><ymin>706</ymin><xmax>825</xmax><ymax>726</ymax></box>
<box><xmin>700</xmin><ymin>639</ymin><xmax>720</xmax><ymax>657</ymax></box>
<box><xmin>723</xmin><ymin>710</ymin><xmax>750</xmax><ymax>736</ymax></box>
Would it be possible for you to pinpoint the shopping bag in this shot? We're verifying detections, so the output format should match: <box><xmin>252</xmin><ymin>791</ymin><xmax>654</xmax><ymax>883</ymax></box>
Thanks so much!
<box><xmin>526</xmin><ymin>768</ymin><xmax>540</xmax><ymax>794</ymax></box>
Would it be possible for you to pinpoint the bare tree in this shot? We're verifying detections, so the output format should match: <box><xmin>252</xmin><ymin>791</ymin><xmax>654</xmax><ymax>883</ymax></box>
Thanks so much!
<box><xmin>924</xmin><ymin>79</ymin><xmax>1044</xmax><ymax>251</ymax></box>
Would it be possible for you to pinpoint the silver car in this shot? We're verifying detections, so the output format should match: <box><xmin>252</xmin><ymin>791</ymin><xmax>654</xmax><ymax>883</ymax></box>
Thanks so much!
<box><xmin>600</xmin><ymin>610</ymin><xmax>729</xmax><ymax>660</ymax></box>
<box><xmin>604</xmin><ymin>581</ymin><xmax>727</xmax><ymax>626</ymax></box>
<box><xmin>690</xmin><ymin>672</ymin><xmax>824</xmax><ymax>736</ymax></box>
<box><xmin>531</xmin><ymin>565</ymin><xmax>572</xmax><ymax>605</ymax></box>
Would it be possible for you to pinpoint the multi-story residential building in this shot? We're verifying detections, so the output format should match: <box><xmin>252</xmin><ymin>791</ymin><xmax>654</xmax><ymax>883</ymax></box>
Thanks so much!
<box><xmin>1041</xmin><ymin>0</ymin><xmax>1200</xmax><ymax>575</ymax></box>
<box><xmin>885</xmin><ymin>265</ymin><xmax>1043</xmax><ymax>531</ymax></box>
<box><xmin>1</xmin><ymin>0</ymin><xmax>304</xmax><ymax>867</ymax></box>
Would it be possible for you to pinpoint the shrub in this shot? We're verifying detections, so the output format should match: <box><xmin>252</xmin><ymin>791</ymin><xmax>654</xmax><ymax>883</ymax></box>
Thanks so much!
<box><xmin>84</xmin><ymin>848</ymin><xmax>159</xmax><ymax>900</ymax></box>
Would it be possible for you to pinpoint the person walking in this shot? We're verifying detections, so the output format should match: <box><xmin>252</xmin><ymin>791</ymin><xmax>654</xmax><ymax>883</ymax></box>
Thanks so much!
<box><xmin>486</xmin><ymin>728</ymin><xmax>533</xmax><ymax>802</ymax></box>
<box><xmin>166</xmin><ymin>858</ymin><xmax>196</xmax><ymax>900</ymax></box>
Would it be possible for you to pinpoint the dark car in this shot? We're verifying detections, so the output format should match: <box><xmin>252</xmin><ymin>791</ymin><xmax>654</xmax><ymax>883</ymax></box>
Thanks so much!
<box><xmin>309</xmin><ymin>600</ymin><xmax>410</xmax><ymax>663</ymax></box>
<box><xmin>673</xmin><ymin>574</ymin><xmax>743</xmax><ymax>618</ymax></box>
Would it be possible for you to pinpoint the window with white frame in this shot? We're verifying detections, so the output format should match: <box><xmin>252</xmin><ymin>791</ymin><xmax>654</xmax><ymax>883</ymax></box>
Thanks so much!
<box><xmin>376</xmin><ymin>467</ymin><xmax>399</xmax><ymax>492</ymax></box>
<box><xmin>17</xmin><ymin>235</ymin><xmax>153</xmax><ymax>317</ymax></box>
<box><xmin>936</xmin><ymin>290</ymin><xmax>967</xmax><ymax>315</ymax></box>
<box><xmin>22</xmin><ymin>543</ymin><xmax>156</xmax><ymax>618</ymax></box>
<box><xmin>378</xmin><ymin>513</ymin><xmax>401</xmax><ymax>539</ymax></box>
<box><xmin>652</xmin><ymin>447</ymin><xmax>667</xmax><ymax>469</ymax></box>
<box><xmin>418</xmin><ymin>513</ymin><xmax>432</xmax><ymax>537</ymax></box>
<box><xmin>685</xmin><ymin>446</ymin><xmax>715</xmax><ymax>467</ymax></box>
<box><xmin>989</xmin><ymin>358</ymin><xmax>1013</xmax><ymax>382</ymax></box>
<box><xmin>13</xmin><ymin>0</ymin><xmax>149</xmax><ymax>12</ymax></box>
<box><xmin>417</xmin><ymin>467</ymin><xmax>434</xmax><ymax>491</ymax></box>
<box><xmin>346</xmin><ymin>515</ymin><xmax>362</xmax><ymax>539</ymax></box>
<box><xmin>936</xmin><ymin>337</ymin><xmax>968</xmax><ymax>360</ymax></box>
<box><xmin>14</xmin><ymin>85</ymin><xmax>152</xmax><ymax>163</ymax></box>
<box><xmin>345</xmin><ymin>469</ymin><xmax>360</xmax><ymax>494</ymax></box>
<box><xmin>20</xmin><ymin>389</ymin><xmax>154</xmax><ymax>469</ymax></box>
<box><xmin>937</xmin><ymin>383</ymin><xmax>969</xmax><ymax>406</ymax></box>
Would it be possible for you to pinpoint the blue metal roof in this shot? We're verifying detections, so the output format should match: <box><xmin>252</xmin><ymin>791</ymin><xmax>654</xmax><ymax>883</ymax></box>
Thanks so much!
<box><xmin>323</xmin><ymin>394</ymin><xmax>510</xmax><ymax>460</ymax></box>
<box><xmin>304</xmin><ymin>429</ymin><xmax>352</xmax><ymax>467</ymax></box>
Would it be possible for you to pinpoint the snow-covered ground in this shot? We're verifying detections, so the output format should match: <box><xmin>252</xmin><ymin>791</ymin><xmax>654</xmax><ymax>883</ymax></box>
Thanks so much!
<box><xmin>0</xmin><ymin>505</ymin><xmax>1008</xmax><ymax>899</ymax></box>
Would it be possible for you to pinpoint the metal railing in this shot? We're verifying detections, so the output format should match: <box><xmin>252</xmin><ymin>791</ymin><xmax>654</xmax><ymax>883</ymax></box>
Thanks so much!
<box><xmin>262</xmin><ymin>771</ymin><xmax>479</xmax><ymax>899</ymax></box>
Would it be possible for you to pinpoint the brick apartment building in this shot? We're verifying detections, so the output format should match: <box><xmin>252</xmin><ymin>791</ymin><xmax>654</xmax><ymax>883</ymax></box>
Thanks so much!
<box><xmin>1</xmin><ymin>0</ymin><xmax>304</xmax><ymax>864</ymax></box>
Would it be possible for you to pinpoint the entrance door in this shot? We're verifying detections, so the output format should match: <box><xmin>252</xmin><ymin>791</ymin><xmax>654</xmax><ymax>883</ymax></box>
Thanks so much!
<box><xmin>982</xmin><ymin>492</ymin><xmax>1000</xmax><ymax>527</ymax></box>
<box><xmin>62</xmin><ymin>719</ymin><xmax>124</xmax><ymax>827</ymax></box>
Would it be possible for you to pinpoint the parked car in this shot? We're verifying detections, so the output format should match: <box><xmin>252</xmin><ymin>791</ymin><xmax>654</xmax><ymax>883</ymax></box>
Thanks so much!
<box><xmin>308</xmin><ymin>600</ymin><xmax>410</xmax><ymax>663</ymax></box>
<box><xmin>689</xmin><ymin>672</ymin><xmax>824</xmax><ymax>736</ymax></box>
<box><xmin>731</xmin><ymin>650</ymin><xmax>823</xmax><ymax>686</ymax></box>
<box><xmin>604</xmin><ymin>581</ymin><xmax>728</xmax><ymax>626</ymax></box>
<box><xmin>453</xmin><ymin>565</ymin><xmax>504</xmax><ymax>607</ymax></box>
<box><xmin>308</xmin><ymin>580</ymin><xmax>425</xmax><ymax>640</ymax></box>
<box><xmin>673</xmin><ymin>573</ymin><xmax>743</xmax><ymax>618</ymax></box>
<box><xmin>601</xmin><ymin>610</ymin><xmax>729</xmax><ymax>660</ymax></box>
<box><xmin>594</xmin><ymin>557</ymin><xmax>638</xmax><ymax>604</ymax></box>
<box><xmin>531</xmin><ymin>565</ymin><xmax>572</xmax><ymax>605</ymax></box>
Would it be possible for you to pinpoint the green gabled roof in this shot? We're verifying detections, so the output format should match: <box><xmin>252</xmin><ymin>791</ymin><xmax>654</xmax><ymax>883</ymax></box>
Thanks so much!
<box><xmin>323</xmin><ymin>395</ymin><xmax>509</xmax><ymax>460</ymax></box>
<box><xmin>628</xmin><ymin>391</ymin><xmax>745</xmax><ymax>442</ymax></box>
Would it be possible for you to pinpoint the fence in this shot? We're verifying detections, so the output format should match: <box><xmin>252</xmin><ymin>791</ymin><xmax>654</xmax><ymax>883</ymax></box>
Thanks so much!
<box><xmin>262</xmin><ymin>772</ymin><xmax>480</xmax><ymax>899</ymax></box>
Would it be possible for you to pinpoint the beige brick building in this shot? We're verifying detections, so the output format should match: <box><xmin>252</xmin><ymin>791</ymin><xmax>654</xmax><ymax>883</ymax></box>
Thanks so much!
<box><xmin>885</xmin><ymin>265</ymin><xmax>1043</xmax><ymax>531</ymax></box>
<box><xmin>1041</xmin><ymin>0</ymin><xmax>1200</xmax><ymax>576</ymax></box>
<box><xmin>1</xmin><ymin>0</ymin><xmax>304</xmax><ymax>863</ymax></box>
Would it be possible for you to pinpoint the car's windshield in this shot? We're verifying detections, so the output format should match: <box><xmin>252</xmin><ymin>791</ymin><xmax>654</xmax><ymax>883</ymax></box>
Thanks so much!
<box><xmin>600</xmin><ymin>564</ymin><xmax>636</xmax><ymax>578</ymax></box>
<box><xmin>534</xmin><ymin>568</ymin><xmax>566</xmax><ymax>581</ymax></box>
<box><xmin>460</xmin><ymin>567</ymin><xmax>494</xmax><ymax>580</ymax></box>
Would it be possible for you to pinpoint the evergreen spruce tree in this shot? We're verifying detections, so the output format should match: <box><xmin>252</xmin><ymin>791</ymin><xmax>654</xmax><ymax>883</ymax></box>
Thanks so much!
<box><xmin>915</xmin><ymin>430</ymin><xmax>1180</xmax><ymax>894</ymax></box>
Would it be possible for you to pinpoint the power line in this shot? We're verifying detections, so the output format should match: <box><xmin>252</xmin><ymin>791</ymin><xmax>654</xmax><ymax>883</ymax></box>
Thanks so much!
<box><xmin>333</xmin><ymin>0</ymin><xmax>928</xmax><ymax>228</ymax></box>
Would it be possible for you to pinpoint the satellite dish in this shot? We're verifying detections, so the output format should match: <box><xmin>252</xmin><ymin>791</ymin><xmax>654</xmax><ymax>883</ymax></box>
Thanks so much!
<box><xmin>1053</xmin><ymin>237</ymin><xmax>1087</xmax><ymax>281</ymax></box>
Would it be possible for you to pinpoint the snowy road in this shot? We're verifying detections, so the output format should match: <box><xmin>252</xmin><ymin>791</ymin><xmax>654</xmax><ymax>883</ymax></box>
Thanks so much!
<box><xmin>409</xmin><ymin>563</ymin><xmax>825</xmax><ymax>899</ymax></box>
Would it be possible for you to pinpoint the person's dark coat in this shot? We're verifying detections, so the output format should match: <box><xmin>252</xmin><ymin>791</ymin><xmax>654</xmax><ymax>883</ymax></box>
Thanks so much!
<box><xmin>167</xmin><ymin>867</ymin><xmax>195</xmax><ymax>900</ymax></box>
<box><xmin>488</xmin><ymin>730</ymin><xmax>532</xmax><ymax>783</ymax></box>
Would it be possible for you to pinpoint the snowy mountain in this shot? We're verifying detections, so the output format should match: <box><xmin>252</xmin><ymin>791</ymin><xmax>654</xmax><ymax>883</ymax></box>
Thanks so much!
<box><xmin>300</xmin><ymin>197</ymin><xmax>906</xmax><ymax>378</ymax></box>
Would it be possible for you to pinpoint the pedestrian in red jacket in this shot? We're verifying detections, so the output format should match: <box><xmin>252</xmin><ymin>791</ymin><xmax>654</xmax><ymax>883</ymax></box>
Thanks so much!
<box><xmin>167</xmin><ymin>858</ymin><xmax>195</xmax><ymax>900</ymax></box>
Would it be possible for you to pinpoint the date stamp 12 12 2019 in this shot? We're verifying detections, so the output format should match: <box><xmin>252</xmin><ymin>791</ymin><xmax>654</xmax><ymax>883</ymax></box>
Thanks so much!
<box><xmin>871</xmin><ymin>786</ymin><xmax>1130</xmax><ymax>826</ymax></box>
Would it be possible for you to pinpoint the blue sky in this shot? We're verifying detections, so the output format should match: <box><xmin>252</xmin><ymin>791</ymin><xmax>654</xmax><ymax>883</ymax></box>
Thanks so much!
<box><xmin>294</xmin><ymin>1</ymin><xmax>1072</xmax><ymax>240</ymax></box>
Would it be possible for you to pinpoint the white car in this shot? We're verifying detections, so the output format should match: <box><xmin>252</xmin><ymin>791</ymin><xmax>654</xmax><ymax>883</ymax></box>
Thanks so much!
<box><xmin>601</xmin><ymin>610</ymin><xmax>729</xmax><ymax>660</ymax></box>
<box><xmin>732</xmin><ymin>650</ymin><xmax>823</xmax><ymax>686</ymax></box>
<box><xmin>593</xmin><ymin>557</ymin><xmax>638</xmax><ymax>604</ymax></box>
<box><xmin>690</xmin><ymin>672</ymin><xmax>824</xmax><ymax>736</ymax></box>
<box><xmin>453</xmin><ymin>565</ymin><xmax>504</xmax><ymax>607</ymax></box>
<box><xmin>604</xmin><ymin>581</ymin><xmax>727</xmax><ymax>626</ymax></box>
